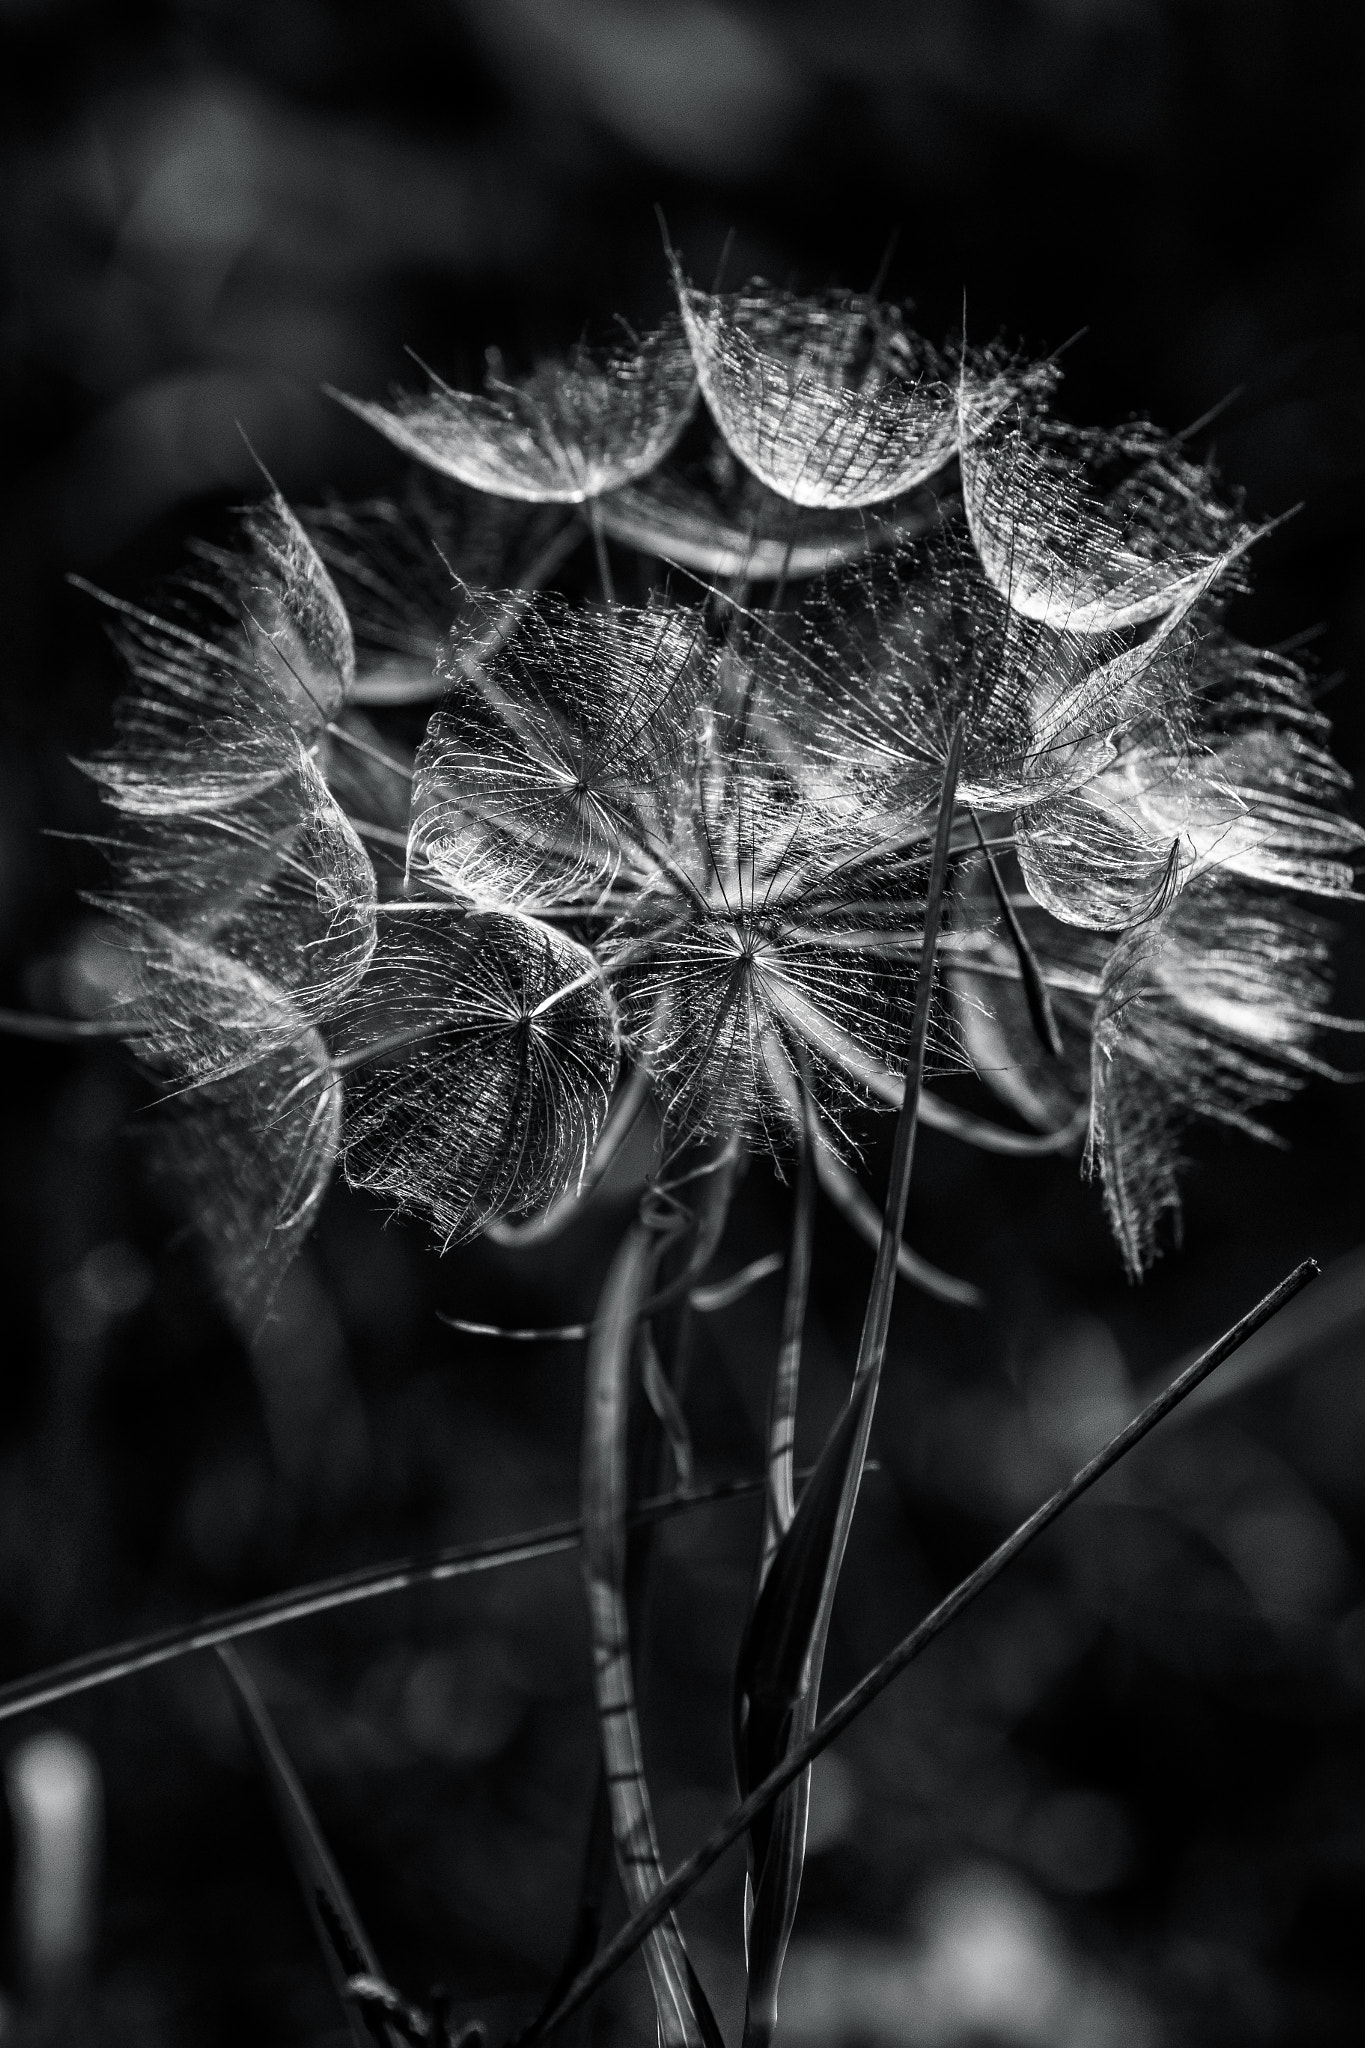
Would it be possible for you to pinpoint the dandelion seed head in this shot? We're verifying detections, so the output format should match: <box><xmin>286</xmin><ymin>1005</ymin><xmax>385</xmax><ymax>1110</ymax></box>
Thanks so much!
<box><xmin>607</xmin><ymin>713</ymin><xmax>949</xmax><ymax>1154</ymax></box>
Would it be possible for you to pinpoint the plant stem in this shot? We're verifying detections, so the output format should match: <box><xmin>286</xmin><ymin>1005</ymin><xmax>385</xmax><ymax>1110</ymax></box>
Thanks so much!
<box><xmin>0</xmin><ymin>1474</ymin><xmax>782</xmax><ymax>1726</ymax></box>
<box><xmin>517</xmin><ymin>1256</ymin><xmax>1319</xmax><ymax>2044</ymax></box>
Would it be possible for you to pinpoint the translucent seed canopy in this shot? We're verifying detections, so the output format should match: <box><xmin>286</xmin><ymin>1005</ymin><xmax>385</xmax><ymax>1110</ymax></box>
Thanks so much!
<box><xmin>1085</xmin><ymin>879</ymin><xmax>1337</xmax><ymax>1275</ymax></box>
<box><xmin>774</xmin><ymin>531</ymin><xmax>1191</xmax><ymax>826</ymax></box>
<box><xmin>149</xmin><ymin>992</ymin><xmax>341</xmax><ymax>1334</ymax></box>
<box><xmin>335</xmin><ymin>910</ymin><xmax>621</xmax><ymax>1244</ymax></box>
<box><xmin>1017</xmin><ymin>729</ymin><xmax>1365</xmax><ymax>932</ymax></box>
<box><xmin>332</xmin><ymin>322</ymin><xmax>698</xmax><ymax>504</ymax></box>
<box><xmin>126</xmin><ymin>925</ymin><xmax>341</xmax><ymax>1084</ymax></box>
<box><xmin>409</xmin><ymin>595</ymin><xmax>715</xmax><ymax>911</ymax></box>
<box><xmin>959</xmin><ymin>389</ymin><xmax>1250</xmax><ymax>633</ymax></box>
<box><xmin>304</xmin><ymin>486</ymin><xmax>571</xmax><ymax>703</ymax></box>
<box><xmin>83</xmin><ymin>491</ymin><xmax>356</xmax><ymax>816</ymax></box>
<box><xmin>675</xmin><ymin>272</ymin><xmax>964</xmax><ymax>509</ymax></box>
<box><xmin>105</xmin><ymin>743</ymin><xmax>379</xmax><ymax>1021</ymax></box>
<box><xmin>202</xmin><ymin>490</ymin><xmax>356</xmax><ymax>727</ymax></box>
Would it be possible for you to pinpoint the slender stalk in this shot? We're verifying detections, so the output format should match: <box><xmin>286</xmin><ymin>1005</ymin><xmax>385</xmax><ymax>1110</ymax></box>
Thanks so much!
<box><xmin>855</xmin><ymin>715</ymin><xmax>966</xmax><ymax>1382</ymax></box>
<box><xmin>761</xmin><ymin>1076</ymin><xmax>817</xmax><ymax>1574</ymax></box>
<box><xmin>518</xmin><ymin>1257</ymin><xmax>1319</xmax><ymax>2044</ymax></box>
<box><xmin>588</xmin><ymin>504</ymin><xmax>616</xmax><ymax>608</ymax></box>
<box><xmin>217</xmin><ymin>1645</ymin><xmax>407</xmax><ymax>2048</ymax></box>
<box><xmin>580</xmin><ymin>1211</ymin><xmax>723</xmax><ymax>2048</ymax></box>
<box><xmin>0</xmin><ymin>1474</ymin><xmax>782</xmax><ymax>1727</ymax></box>
<box><xmin>810</xmin><ymin>1119</ymin><xmax>983</xmax><ymax>1311</ymax></box>
<box><xmin>968</xmin><ymin>810</ymin><xmax>1062</xmax><ymax>1058</ymax></box>
<box><xmin>0</xmin><ymin>1008</ymin><xmax>139</xmax><ymax>1043</ymax></box>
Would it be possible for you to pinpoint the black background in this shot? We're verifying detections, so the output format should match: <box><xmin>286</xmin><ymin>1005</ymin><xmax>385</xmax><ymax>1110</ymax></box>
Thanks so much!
<box><xmin>4</xmin><ymin>4</ymin><xmax>1365</xmax><ymax>2044</ymax></box>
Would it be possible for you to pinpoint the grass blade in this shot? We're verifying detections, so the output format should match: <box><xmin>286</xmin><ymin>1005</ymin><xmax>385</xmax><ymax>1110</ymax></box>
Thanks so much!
<box><xmin>732</xmin><ymin>722</ymin><xmax>966</xmax><ymax>2048</ymax></box>
<box><xmin>580</xmin><ymin>1222</ymin><xmax>722</xmax><ymax>2048</ymax></box>
<box><xmin>0</xmin><ymin>1475</ymin><xmax>779</xmax><ymax>1728</ymax></box>
<box><xmin>968</xmin><ymin>812</ymin><xmax>1064</xmax><ymax>1058</ymax></box>
<box><xmin>215</xmin><ymin>1644</ymin><xmax>408</xmax><ymax>2048</ymax></box>
<box><xmin>761</xmin><ymin>1079</ymin><xmax>817</xmax><ymax>1573</ymax></box>
<box><xmin>519</xmin><ymin>1257</ymin><xmax>1319</xmax><ymax>2045</ymax></box>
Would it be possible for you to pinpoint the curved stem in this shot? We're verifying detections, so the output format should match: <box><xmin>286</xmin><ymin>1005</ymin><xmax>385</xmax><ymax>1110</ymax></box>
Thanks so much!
<box><xmin>518</xmin><ymin>1258</ymin><xmax>1319</xmax><ymax>2045</ymax></box>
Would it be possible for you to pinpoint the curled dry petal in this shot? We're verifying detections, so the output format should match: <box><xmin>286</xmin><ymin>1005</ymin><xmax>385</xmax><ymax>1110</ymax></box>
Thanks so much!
<box><xmin>959</xmin><ymin>390</ymin><xmax>1251</xmax><ymax>633</ymax></box>
<box><xmin>331</xmin><ymin>323</ymin><xmax>697</xmax><ymax>504</ymax></box>
<box><xmin>1087</xmin><ymin>878</ymin><xmax>1338</xmax><ymax>1275</ymax></box>
<box><xmin>675</xmin><ymin>272</ymin><xmax>965</xmax><ymax>509</ymax></box>
<box><xmin>335</xmin><ymin>910</ymin><xmax>620</xmax><ymax>1245</ymax></box>
<box><xmin>409</xmin><ymin>596</ymin><xmax>714</xmax><ymax>911</ymax></box>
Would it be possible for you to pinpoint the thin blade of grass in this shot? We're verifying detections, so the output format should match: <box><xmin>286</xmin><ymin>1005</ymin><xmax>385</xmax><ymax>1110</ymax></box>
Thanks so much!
<box><xmin>732</xmin><ymin>721</ymin><xmax>966</xmax><ymax>2048</ymax></box>
<box><xmin>761</xmin><ymin>1078</ymin><xmax>817</xmax><ymax>1573</ymax></box>
<box><xmin>968</xmin><ymin>812</ymin><xmax>1063</xmax><ymax>1058</ymax></box>
<box><xmin>519</xmin><ymin>1257</ymin><xmax>1319</xmax><ymax>2046</ymax></box>
<box><xmin>0</xmin><ymin>1475</ymin><xmax>780</xmax><ymax>1727</ymax></box>
<box><xmin>580</xmin><ymin>1221</ymin><xmax>723</xmax><ymax>2048</ymax></box>
<box><xmin>215</xmin><ymin>1644</ymin><xmax>407</xmax><ymax>2048</ymax></box>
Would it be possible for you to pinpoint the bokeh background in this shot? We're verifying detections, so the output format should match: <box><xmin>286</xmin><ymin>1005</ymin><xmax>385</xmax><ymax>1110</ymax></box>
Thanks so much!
<box><xmin>4</xmin><ymin>2</ymin><xmax>1365</xmax><ymax>2043</ymax></box>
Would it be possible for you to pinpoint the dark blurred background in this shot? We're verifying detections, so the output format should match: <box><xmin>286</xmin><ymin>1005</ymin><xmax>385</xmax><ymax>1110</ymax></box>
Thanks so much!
<box><xmin>4</xmin><ymin>3</ymin><xmax>1365</xmax><ymax>2043</ymax></box>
